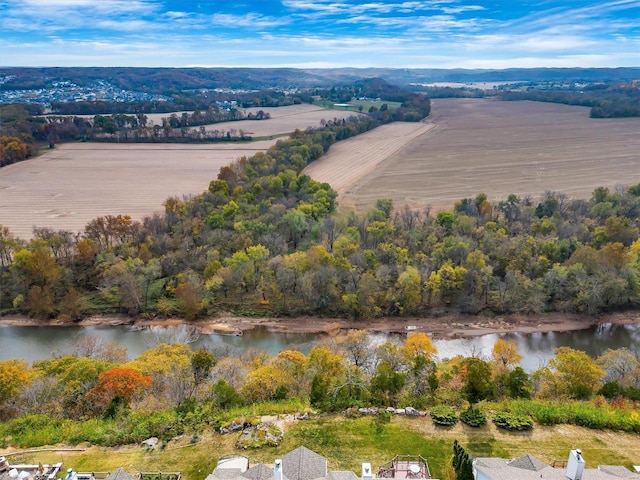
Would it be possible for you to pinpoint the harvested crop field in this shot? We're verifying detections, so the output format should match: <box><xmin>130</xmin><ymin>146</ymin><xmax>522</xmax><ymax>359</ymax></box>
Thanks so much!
<box><xmin>310</xmin><ymin>98</ymin><xmax>640</xmax><ymax>212</ymax></box>
<box><xmin>302</xmin><ymin>122</ymin><xmax>436</xmax><ymax>192</ymax></box>
<box><xmin>146</xmin><ymin>104</ymin><xmax>339</xmax><ymax>138</ymax></box>
<box><xmin>0</xmin><ymin>104</ymin><xmax>351</xmax><ymax>240</ymax></box>
<box><xmin>0</xmin><ymin>141</ymin><xmax>275</xmax><ymax>240</ymax></box>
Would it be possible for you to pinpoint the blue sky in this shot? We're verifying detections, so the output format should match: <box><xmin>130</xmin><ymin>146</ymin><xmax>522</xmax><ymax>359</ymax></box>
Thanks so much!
<box><xmin>1</xmin><ymin>0</ymin><xmax>638</xmax><ymax>69</ymax></box>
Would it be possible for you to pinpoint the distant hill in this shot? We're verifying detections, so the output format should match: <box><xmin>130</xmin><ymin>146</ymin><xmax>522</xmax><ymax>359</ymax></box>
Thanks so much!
<box><xmin>1</xmin><ymin>66</ymin><xmax>639</xmax><ymax>94</ymax></box>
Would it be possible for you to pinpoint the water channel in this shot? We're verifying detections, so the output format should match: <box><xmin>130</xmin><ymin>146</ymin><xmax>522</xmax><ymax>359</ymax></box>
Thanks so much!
<box><xmin>1</xmin><ymin>323</ymin><xmax>639</xmax><ymax>372</ymax></box>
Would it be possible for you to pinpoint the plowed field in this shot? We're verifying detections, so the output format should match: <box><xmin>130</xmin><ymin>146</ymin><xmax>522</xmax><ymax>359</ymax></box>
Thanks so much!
<box><xmin>0</xmin><ymin>104</ymin><xmax>346</xmax><ymax>240</ymax></box>
<box><xmin>0</xmin><ymin>141</ymin><xmax>277</xmax><ymax>239</ymax></box>
<box><xmin>306</xmin><ymin>98</ymin><xmax>640</xmax><ymax>212</ymax></box>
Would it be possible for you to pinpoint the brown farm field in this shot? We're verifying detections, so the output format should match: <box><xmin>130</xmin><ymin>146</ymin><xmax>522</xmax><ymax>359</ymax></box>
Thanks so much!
<box><xmin>0</xmin><ymin>141</ymin><xmax>274</xmax><ymax>240</ymax></box>
<box><xmin>146</xmin><ymin>104</ymin><xmax>337</xmax><ymax>137</ymax></box>
<box><xmin>0</xmin><ymin>104</ymin><xmax>355</xmax><ymax>240</ymax></box>
<box><xmin>306</xmin><ymin>98</ymin><xmax>640</xmax><ymax>212</ymax></box>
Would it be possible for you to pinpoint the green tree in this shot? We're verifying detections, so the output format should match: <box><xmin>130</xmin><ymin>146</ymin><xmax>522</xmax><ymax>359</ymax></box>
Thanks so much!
<box><xmin>462</xmin><ymin>357</ymin><xmax>494</xmax><ymax>404</ymax></box>
<box><xmin>370</xmin><ymin>362</ymin><xmax>406</xmax><ymax>405</ymax></box>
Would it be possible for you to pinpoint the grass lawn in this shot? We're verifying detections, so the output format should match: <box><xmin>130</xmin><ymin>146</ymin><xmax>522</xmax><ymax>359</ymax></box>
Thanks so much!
<box><xmin>5</xmin><ymin>414</ymin><xmax>639</xmax><ymax>480</ymax></box>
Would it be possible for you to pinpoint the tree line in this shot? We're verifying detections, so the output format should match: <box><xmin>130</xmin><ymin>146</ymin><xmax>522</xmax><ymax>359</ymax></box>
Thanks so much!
<box><xmin>1</xmin><ymin>332</ymin><xmax>638</xmax><ymax>441</ymax></box>
<box><xmin>0</xmin><ymin>78</ymin><xmax>423</xmax><ymax>165</ymax></box>
<box><xmin>498</xmin><ymin>81</ymin><xmax>640</xmax><ymax>118</ymax></box>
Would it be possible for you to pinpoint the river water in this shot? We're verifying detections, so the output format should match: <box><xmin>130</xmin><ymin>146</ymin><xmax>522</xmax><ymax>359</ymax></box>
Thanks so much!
<box><xmin>0</xmin><ymin>323</ymin><xmax>638</xmax><ymax>372</ymax></box>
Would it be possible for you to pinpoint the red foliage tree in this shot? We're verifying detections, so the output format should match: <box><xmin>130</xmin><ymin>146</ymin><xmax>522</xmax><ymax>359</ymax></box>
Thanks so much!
<box><xmin>86</xmin><ymin>367</ymin><xmax>151</xmax><ymax>409</ymax></box>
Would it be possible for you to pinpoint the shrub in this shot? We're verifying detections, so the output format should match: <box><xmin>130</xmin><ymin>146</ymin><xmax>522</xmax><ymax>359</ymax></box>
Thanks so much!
<box><xmin>460</xmin><ymin>406</ymin><xmax>487</xmax><ymax>427</ymax></box>
<box><xmin>430</xmin><ymin>405</ymin><xmax>458</xmax><ymax>426</ymax></box>
<box><xmin>492</xmin><ymin>411</ymin><xmax>533</xmax><ymax>431</ymax></box>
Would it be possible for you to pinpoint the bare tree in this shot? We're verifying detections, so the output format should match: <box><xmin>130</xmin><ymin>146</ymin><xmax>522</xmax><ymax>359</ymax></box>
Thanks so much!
<box><xmin>146</xmin><ymin>325</ymin><xmax>201</xmax><ymax>346</ymax></box>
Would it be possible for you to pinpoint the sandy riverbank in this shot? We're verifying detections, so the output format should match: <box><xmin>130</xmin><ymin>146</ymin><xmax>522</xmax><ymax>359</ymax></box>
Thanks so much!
<box><xmin>1</xmin><ymin>311</ymin><xmax>638</xmax><ymax>339</ymax></box>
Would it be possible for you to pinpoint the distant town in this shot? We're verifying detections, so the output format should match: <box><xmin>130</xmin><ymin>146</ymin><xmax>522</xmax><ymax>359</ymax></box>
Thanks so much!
<box><xmin>0</xmin><ymin>76</ymin><xmax>174</xmax><ymax>109</ymax></box>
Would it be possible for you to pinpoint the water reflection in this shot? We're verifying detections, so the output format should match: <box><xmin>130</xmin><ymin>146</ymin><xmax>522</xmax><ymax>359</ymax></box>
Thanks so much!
<box><xmin>0</xmin><ymin>322</ymin><xmax>638</xmax><ymax>372</ymax></box>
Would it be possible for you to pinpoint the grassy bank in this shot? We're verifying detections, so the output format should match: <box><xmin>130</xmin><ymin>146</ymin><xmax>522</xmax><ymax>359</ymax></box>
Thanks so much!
<box><xmin>4</xmin><ymin>414</ymin><xmax>639</xmax><ymax>480</ymax></box>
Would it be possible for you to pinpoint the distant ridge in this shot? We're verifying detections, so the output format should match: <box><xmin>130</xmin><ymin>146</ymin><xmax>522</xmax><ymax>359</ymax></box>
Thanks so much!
<box><xmin>1</xmin><ymin>66</ymin><xmax>639</xmax><ymax>93</ymax></box>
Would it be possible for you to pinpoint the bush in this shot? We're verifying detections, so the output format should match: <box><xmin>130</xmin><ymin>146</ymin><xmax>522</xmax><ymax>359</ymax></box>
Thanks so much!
<box><xmin>460</xmin><ymin>407</ymin><xmax>487</xmax><ymax>427</ymax></box>
<box><xmin>430</xmin><ymin>405</ymin><xmax>458</xmax><ymax>426</ymax></box>
<box><xmin>496</xmin><ymin>399</ymin><xmax>640</xmax><ymax>433</ymax></box>
<box><xmin>492</xmin><ymin>411</ymin><xmax>533</xmax><ymax>431</ymax></box>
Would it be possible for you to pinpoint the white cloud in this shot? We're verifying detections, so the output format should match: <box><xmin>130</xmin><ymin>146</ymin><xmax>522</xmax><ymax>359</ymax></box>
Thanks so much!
<box><xmin>1</xmin><ymin>0</ymin><xmax>637</xmax><ymax>68</ymax></box>
<box><xmin>210</xmin><ymin>13</ymin><xmax>289</xmax><ymax>28</ymax></box>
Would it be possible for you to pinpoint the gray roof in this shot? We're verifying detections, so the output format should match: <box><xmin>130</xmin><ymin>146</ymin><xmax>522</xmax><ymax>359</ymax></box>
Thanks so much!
<box><xmin>474</xmin><ymin>456</ymin><xmax>640</xmax><ymax>480</ymax></box>
<box><xmin>210</xmin><ymin>469</ymin><xmax>244</xmax><ymax>480</ymax></box>
<box><xmin>242</xmin><ymin>464</ymin><xmax>274</xmax><ymax>480</ymax></box>
<box><xmin>508</xmin><ymin>454</ymin><xmax>548</xmax><ymax>471</ymax></box>
<box><xmin>323</xmin><ymin>471</ymin><xmax>359</xmax><ymax>480</ymax></box>
<box><xmin>282</xmin><ymin>446</ymin><xmax>328</xmax><ymax>480</ymax></box>
<box><xmin>104</xmin><ymin>468</ymin><xmax>136</xmax><ymax>480</ymax></box>
<box><xmin>598</xmin><ymin>466</ymin><xmax>640</xmax><ymax>478</ymax></box>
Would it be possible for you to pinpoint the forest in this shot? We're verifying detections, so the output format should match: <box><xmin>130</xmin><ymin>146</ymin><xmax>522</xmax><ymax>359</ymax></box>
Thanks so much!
<box><xmin>3</xmin><ymin>66</ymin><xmax>639</xmax><ymax>94</ymax></box>
<box><xmin>0</xmin><ymin>84</ymin><xmax>639</xmax><ymax>322</ymax></box>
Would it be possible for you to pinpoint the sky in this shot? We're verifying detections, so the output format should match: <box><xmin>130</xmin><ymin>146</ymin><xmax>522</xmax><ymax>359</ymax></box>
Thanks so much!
<box><xmin>1</xmin><ymin>0</ymin><xmax>639</xmax><ymax>69</ymax></box>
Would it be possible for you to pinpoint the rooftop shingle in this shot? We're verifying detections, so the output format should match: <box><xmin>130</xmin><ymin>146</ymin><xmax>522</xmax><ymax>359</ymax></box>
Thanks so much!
<box><xmin>282</xmin><ymin>446</ymin><xmax>328</xmax><ymax>480</ymax></box>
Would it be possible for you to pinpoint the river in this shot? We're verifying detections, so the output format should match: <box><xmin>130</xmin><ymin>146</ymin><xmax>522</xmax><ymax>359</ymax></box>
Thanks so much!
<box><xmin>1</xmin><ymin>323</ymin><xmax>639</xmax><ymax>371</ymax></box>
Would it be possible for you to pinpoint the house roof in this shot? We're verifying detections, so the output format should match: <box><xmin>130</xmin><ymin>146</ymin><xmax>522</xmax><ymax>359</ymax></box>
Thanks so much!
<box><xmin>210</xmin><ymin>469</ymin><xmax>245</xmax><ymax>480</ymax></box>
<box><xmin>598</xmin><ymin>466</ymin><xmax>640</xmax><ymax>478</ymax></box>
<box><xmin>281</xmin><ymin>447</ymin><xmax>328</xmax><ymax>480</ymax></box>
<box><xmin>474</xmin><ymin>455</ymin><xmax>640</xmax><ymax>480</ymax></box>
<box><xmin>242</xmin><ymin>464</ymin><xmax>274</xmax><ymax>480</ymax></box>
<box><xmin>507</xmin><ymin>454</ymin><xmax>548</xmax><ymax>471</ymax></box>
<box><xmin>104</xmin><ymin>468</ymin><xmax>136</xmax><ymax>480</ymax></box>
<box><xmin>323</xmin><ymin>471</ymin><xmax>359</xmax><ymax>480</ymax></box>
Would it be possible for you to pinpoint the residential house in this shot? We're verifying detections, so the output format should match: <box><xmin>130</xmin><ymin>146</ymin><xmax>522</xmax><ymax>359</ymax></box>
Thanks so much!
<box><xmin>206</xmin><ymin>447</ymin><xmax>433</xmax><ymax>480</ymax></box>
<box><xmin>474</xmin><ymin>449</ymin><xmax>640</xmax><ymax>480</ymax></box>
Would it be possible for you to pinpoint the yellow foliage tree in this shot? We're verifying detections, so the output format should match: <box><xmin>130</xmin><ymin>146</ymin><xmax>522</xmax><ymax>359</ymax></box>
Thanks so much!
<box><xmin>241</xmin><ymin>364</ymin><xmax>287</xmax><ymax>402</ymax></box>
<box><xmin>274</xmin><ymin>350</ymin><xmax>310</xmax><ymax>397</ymax></box>
<box><xmin>491</xmin><ymin>338</ymin><xmax>522</xmax><ymax>376</ymax></box>
<box><xmin>0</xmin><ymin>359</ymin><xmax>32</xmax><ymax>410</ymax></box>
<box><xmin>127</xmin><ymin>343</ymin><xmax>193</xmax><ymax>400</ymax></box>
<box><xmin>534</xmin><ymin>347</ymin><xmax>605</xmax><ymax>400</ymax></box>
<box><xmin>426</xmin><ymin>262</ymin><xmax>467</xmax><ymax>304</ymax></box>
<box><xmin>401</xmin><ymin>332</ymin><xmax>437</xmax><ymax>362</ymax></box>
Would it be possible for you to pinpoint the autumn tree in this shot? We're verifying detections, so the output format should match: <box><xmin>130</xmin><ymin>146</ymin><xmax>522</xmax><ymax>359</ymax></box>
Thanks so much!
<box><xmin>401</xmin><ymin>332</ymin><xmax>437</xmax><ymax>363</ymax></box>
<box><xmin>597</xmin><ymin>348</ymin><xmax>640</xmax><ymax>387</ymax></box>
<box><xmin>127</xmin><ymin>343</ymin><xmax>193</xmax><ymax>406</ymax></box>
<box><xmin>392</xmin><ymin>266</ymin><xmax>423</xmax><ymax>314</ymax></box>
<box><xmin>339</xmin><ymin>329</ymin><xmax>374</xmax><ymax>371</ymax></box>
<box><xmin>175</xmin><ymin>282</ymin><xmax>203</xmax><ymax>320</ymax></box>
<box><xmin>534</xmin><ymin>347</ymin><xmax>605</xmax><ymax>400</ymax></box>
<box><xmin>491</xmin><ymin>338</ymin><xmax>522</xmax><ymax>376</ymax></box>
<box><xmin>274</xmin><ymin>350</ymin><xmax>309</xmax><ymax>397</ymax></box>
<box><xmin>210</xmin><ymin>357</ymin><xmax>249</xmax><ymax>390</ymax></box>
<box><xmin>0</xmin><ymin>360</ymin><xmax>31</xmax><ymax>418</ymax></box>
<box><xmin>191</xmin><ymin>348</ymin><xmax>216</xmax><ymax>386</ymax></box>
<box><xmin>32</xmin><ymin>356</ymin><xmax>114</xmax><ymax>418</ymax></box>
<box><xmin>308</xmin><ymin>347</ymin><xmax>346</xmax><ymax>408</ymax></box>
<box><xmin>86</xmin><ymin>367</ymin><xmax>151</xmax><ymax>413</ymax></box>
<box><xmin>241</xmin><ymin>364</ymin><xmax>287</xmax><ymax>403</ymax></box>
